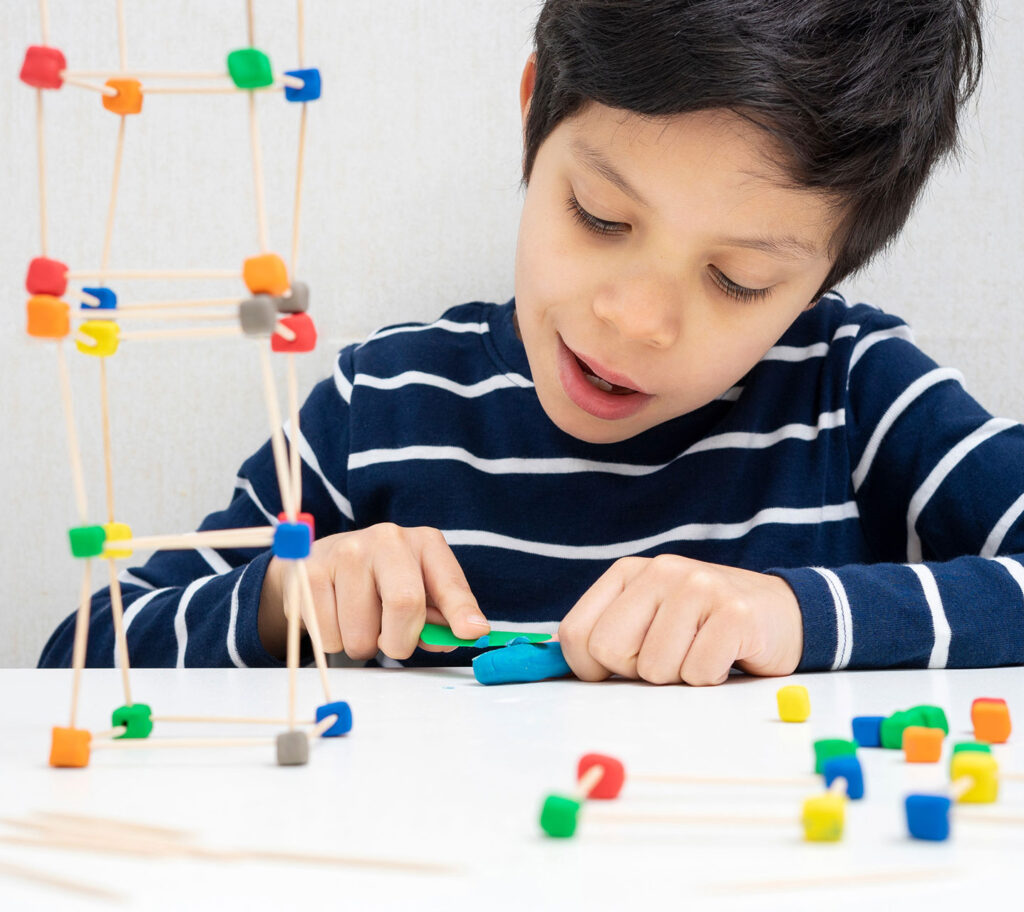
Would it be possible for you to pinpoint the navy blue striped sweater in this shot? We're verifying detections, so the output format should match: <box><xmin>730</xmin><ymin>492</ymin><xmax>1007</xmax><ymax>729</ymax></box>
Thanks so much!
<box><xmin>39</xmin><ymin>294</ymin><xmax>1024</xmax><ymax>671</ymax></box>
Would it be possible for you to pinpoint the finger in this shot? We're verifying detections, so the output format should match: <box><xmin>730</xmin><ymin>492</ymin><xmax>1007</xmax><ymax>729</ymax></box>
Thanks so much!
<box><xmin>559</xmin><ymin>558</ymin><xmax>647</xmax><ymax>682</ymax></box>
<box><xmin>418</xmin><ymin>531</ymin><xmax>489</xmax><ymax>640</ymax></box>
<box><xmin>679</xmin><ymin>611</ymin><xmax>741</xmax><ymax>686</ymax></box>
<box><xmin>586</xmin><ymin>588</ymin><xmax>659</xmax><ymax>679</ymax></box>
<box><xmin>331</xmin><ymin>536</ymin><xmax>383</xmax><ymax>661</ymax></box>
<box><xmin>635</xmin><ymin>597</ymin><xmax>702</xmax><ymax>685</ymax></box>
<box><xmin>374</xmin><ymin>543</ymin><xmax>428</xmax><ymax>660</ymax></box>
<box><xmin>299</xmin><ymin>560</ymin><xmax>343</xmax><ymax>654</ymax></box>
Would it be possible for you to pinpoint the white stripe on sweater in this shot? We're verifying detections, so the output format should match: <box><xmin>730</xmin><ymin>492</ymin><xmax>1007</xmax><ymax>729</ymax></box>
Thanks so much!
<box><xmin>359</xmin><ymin>319</ymin><xmax>490</xmax><ymax>347</ymax></box>
<box><xmin>812</xmin><ymin>567</ymin><xmax>853</xmax><ymax>670</ymax></box>
<box><xmin>333</xmin><ymin>359</ymin><xmax>353</xmax><ymax>403</ymax></box>
<box><xmin>349</xmin><ymin>410</ymin><xmax>846</xmax><ymax>476</ymax></box>
<box><xmin>992</xmin><ymin>555</ymin><xmax>1024</xmax><ymax>602</ymax></box>
<box><xmin>442</xmin><ymin>502</ymin><xmax>859</xmax><ymax>560</ymax></box>
<box><xmin>852</xmin><ymin>368</ymin><xmax>964</xmax><ymax>491</ymax></box>
<box><xmin>118</xmin><ymin>587</ymin><xmax>175</xmax><ymax>665</ymax></box>
<box><xmin>285</xmin><ymin>422</ymin><xmax>354</xmax><ymax>521</ymax></box>
<box><xmin>234</xmin><ymin>475</ymin><xmax>277</xmax><ymax>524</ymax></box>
<box><xmin>226</xmin><ymin>564</ymin><xmax>249</xmax><ymax>668</ymax></box>
<box><xmin>906</xmin><ymin>418</ymin><xmax>1018</xmax><ymax>561</ymax></box>
<box><xmin>907</xmin><ymin>563</ymin><xmax>950</xmax><ymax>668</ymax></box>
<box><xmin>759</xmin><ymin>323</ymin><xmax>860</xmax><ymax>363</ymax></box>
<box><xmin>848</xmin><ymin>326</ymin><xmax>915</xmax><ymax>374</ymax></box>
<box><xmin>981</xmin><ymin>492</ymin><xmax>1024</xmax><ymax>558</ymax></box>
<box><xmin>354</xmin><ymin>370</ymin><xmax>533</xmax><ymax>397</ymax></box>
<box><xmin>198</xmin><ymin>547</ymin><xmax>232</xmax><ymax>575</ymax></box>
<box><xmin>174</xmin><ymin>575</ymin><xmax>218</xmax><ymax>668</ymax></box>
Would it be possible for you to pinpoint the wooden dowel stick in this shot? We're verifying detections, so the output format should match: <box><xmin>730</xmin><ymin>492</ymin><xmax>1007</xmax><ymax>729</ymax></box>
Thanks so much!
<box><xmin>68</xmin><ymin>560</ymin><xmax>93</xmax><ymax>729</ymax></box>
<box><xmin>100</xmin><ymin>115</ymin><xmax>127</xmax><ymax>279</ymax></box>
<box><xmin>577</xmin><ymin>763</ymin><xmax>605</xmax><ymax>800</ymax></box>
<box><xmin>586</xmin><ymin>810</ymin><xmax>795</xmax><ymax>827</ymax></box>
<box><xmin>116</xmin><ymin>0</ymin><xmax>127</xmax><ymax>72</ymax></box>
<box><xmin>286</xmin><ymin>353</ymin><xmax>302</xmax><ymax>509</ymax></box>
<box><xmin>297</xmin><ymin>561</ymin><xmax>333</xmax><ymax>703</ymax></box>
<box><xmin>312</xmin><ymin>715</ymin><xmax>336</xmax><ymax>738</ymax></box>
<box><xmin>120</xmin><ymin>326</ymin><xmax>242</xmax><ymax>341</ymax></box>
<box><xmin>107</xmin><ymin>561</ymin><xmax>133</xmax><ymax>705</ymax></box>
<box><xmin>152</xmin><ymin>715</ymin><xmax>313</xmax><ymax>725</ymax></box>
<box><xmin>33</xmin><ymin>811</ymin><xmax>191</xmax><ymax>840</ymax></box>
<box><xmin>0</xmin><ymin>856</ymin><xmax>123</xmax><ymax>902</ymax></box>
<box><xmin>290</xmin><ymin>102</ymin><xmax>308</xmax><ymax>277</ymax></box>
<box><xmin>55</xmin><ymin>343</ymin><xmax>88</xmax><ymax>522</ymax></box>
<box><xmin>258</xmin><ymin>345</ymin><xmax>298</xmax><ymax>519</ymax></box>
<box><xmin>92</xmin><ymin>726</ymin><xmax>129</xmax><ymax>740</ymax></box>
<box><xmin>68</xmin><ymin>269</ymin><xmax>242</xmax><ymax>280</ymax></box>
<box><xmin>40</xmin><ymin>0</ymin><xmax>51</xmax><ymax>44</ymax></box>
<box><xmin>98</xmin><ymin>360</ymin><xmax>116</xmax><ymax>523</ymax></box>
<box><xmin>957</xmin><ymin>811</ymin><xmax>1024</xmax><ymax>825</ymax></box>
<box><xmin>248</xmin><ymin>91</ymin><xmax>270</xmax><ymax>253</ymax></box>
<box><xmin>60</xmin><ymin>75</ymin><xmax>118</xmax><ymax>96</ymax></box>
<box><xmin>36</xmin><ymin>90</ymin><xmax>48</xmax><ymax>255</ymax></box>
<box><xmin>80</xmin><ymin>309</ymin><xmax>236</xmax><ymax>324</ymax></box>
<box><xmin>247</xmin><ymin>0</ymin><xmax>255</xmax><ymax>44</ymax></box>
<box><xmin>950</xmin><ymin>776</ymin><xmax>975</xmax><ymax>800</ymax></box>
<box><xmin>114</xmin><ymin>297</ymin><xmax>243</xmax><ymax>311</ymax></box>
<box><xmin>285</xmin><ymin>564</ymin><xmax>301</xmax><ymax>730</ymax></box>
<box><xmin>142</xmin><ymin>83</ymin><xmax>288</xmax><ymax>95</ymax></box>
<box><xmin>101</xmin><ymin>528</ymin><xmax>274</xmax><ymax>553</ymax></box>
<box><xmin>92</xmin><ymin>736</ymin><xmax>275</xmax><ymax>750</ymax></box>
<box><xmin>297</xmin><ymin>0</ymin><xmax>306</xmax><ymax>67</ymax></box>
<box><xmin>63</xmin><ymin>69</ymin><xmax>229</xmax><ymax>80</ymax></box>
<box><xmin>634</xmin><ymin>773</ymin><xmax>817</xmax><ymax>788</ymax></box>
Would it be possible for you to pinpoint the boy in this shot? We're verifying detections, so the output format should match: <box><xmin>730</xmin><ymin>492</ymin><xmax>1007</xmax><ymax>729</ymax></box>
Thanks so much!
<box><xmin>43</xmin><ymin>0</ymin><xmax>1016</xmax><ymax>685</ymax></box>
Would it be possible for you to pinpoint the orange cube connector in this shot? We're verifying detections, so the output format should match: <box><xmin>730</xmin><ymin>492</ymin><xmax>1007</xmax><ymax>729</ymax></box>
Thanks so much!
<box><xmin>243</xmin><ymin>253</ymin><xmax>289</xmax><ymax>295</ymax></box>
<box><xmin>26</xmin><ymin>295</ymin><xmax>70</xmax><ymax>339</ymax></box>
<box><xmin>902</xmin><ymin>725</ymin><xmax>944</xmax><ymax>763</ymax></box>
<box><xmin>49</xmin><ymin>726</ymin><xmax>91</xmax><ymax>768</ymax></box>
<box><xmin>102</xmin><ymin>78</ymin><xmax>143</xmax><ymax>115</ymax></box>
<box><xmin>972</xmin><ymin>698</ymin><xmax>1012</xmax><ymax>744</ymax></box>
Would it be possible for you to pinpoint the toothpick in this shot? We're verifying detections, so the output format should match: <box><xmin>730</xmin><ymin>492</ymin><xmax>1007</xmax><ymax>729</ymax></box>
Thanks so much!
<box><xmin>68</xmin><ymin>269</ymin><xmax>242</xmax><ymax>280</ymax></box>
<box><xmin>101</xmin><ymin>528</ymin><xmax>275</xmax><ymax>554</ymax></box>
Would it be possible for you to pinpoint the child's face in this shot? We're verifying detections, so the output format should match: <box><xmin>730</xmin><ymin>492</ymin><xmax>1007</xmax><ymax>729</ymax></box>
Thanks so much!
<box><xmin>514</xmin><ymin>69</ymin><xmax>838</xmax><ymax>444</ymax></box>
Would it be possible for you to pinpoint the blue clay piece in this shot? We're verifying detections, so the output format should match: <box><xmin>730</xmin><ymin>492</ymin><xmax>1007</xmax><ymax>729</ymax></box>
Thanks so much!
<box><xmin>507</xmin><ymin>636</ymin><xmax>531</xmax><ymax>646</ymax></box>
<box><xmin>851</xmin><ymin>715</ymin><xmax>885</xmax><ymax>748</ymax></box>
<box><xmin>285</xmin><ymin>67</ymin><xmax>321</xmax><ymax>102</ymax></box>
<box><xmin>472</xmin><ymin>641</ymin><xmax>572</xmax><ymax>685</ymax></box>
<box><xmin>81</xmin><ymin>286</ymin><xmax>117</xmax><ymax>309</ymax></box>
<box><xmin>473</xmin><ymin>635</ymin><xmax>490</xmax><ymax>648</ymax></box>
<box><xmin>905</xmin><ymin>794</ymin><xmax>952</xmax><ymax>841</ymax></box>
<box><xmin>823</xmin><ymin>754</ymin><xmax>865</xmax><ymax>800</ymax></box>
<box><xmin>315</xmin><ymin>701</ymin><xmax>352</xmax><ymax>737</ymax></box>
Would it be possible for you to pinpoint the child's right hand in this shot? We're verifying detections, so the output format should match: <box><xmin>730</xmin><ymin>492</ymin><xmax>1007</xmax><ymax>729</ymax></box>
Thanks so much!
<box><xmin>257</xmin><ymin>523</ymin><xmax>490</xmax><ymax>661</ymax></box>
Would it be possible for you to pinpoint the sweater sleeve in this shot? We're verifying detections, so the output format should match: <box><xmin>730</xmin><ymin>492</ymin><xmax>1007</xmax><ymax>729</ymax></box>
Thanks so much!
<box><xmin>771</xmin><ymin>312</ymin><xmax>1024</xmax><ymax>671</ymax></box>
<box><xmin>38</xmin><ymin>348</ymin><xmax>356</xmax><ymax>668</ymax></box>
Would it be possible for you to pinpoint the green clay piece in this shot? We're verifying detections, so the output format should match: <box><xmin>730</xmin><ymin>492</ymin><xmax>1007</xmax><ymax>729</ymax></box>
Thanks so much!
<box><xmin>68</xmin><ymin>525</ymin><xmax>106</xmax><ymax>558</ymax></box>
<box><xmin>112</xmin><ymin>703</ymin><xmax>153</xmax><ymax>739</ymax></box>
<box><xmin>227</xmin><ymin>48</ymin><xmax>274</xmax><ymax>89</ymax></box>
<box><xmin>813</xmin><ymin>738</ymin><xmax>858</xmax><ymax>774</ymax></box>
<box><xmin>540</xmin><ymin>794</ymin><xmax>581</xmax><ymax>838</ymax></box>
<box><xmin>952</xmin><ymin>741</ymin><xmax>992</xmax><ymax>756</ymax></box>
<box><xmin>419</xmin><ymin>623</ymin><xmax>551</xmax><ymax>648</ymax></box>
<box><xmin>908</xmin><ymin>704</ymin><xmax>949</xmax><ymax>734</ymax></box>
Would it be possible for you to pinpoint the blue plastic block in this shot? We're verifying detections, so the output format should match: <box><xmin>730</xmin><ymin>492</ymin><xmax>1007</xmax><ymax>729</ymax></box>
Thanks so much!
<box><xmin>315</xmin><ymin>701</ymin><xmax>352</xmax><ymax>737</ymax></box>
<box><xmin>81</xmin><ymin>286</ymin><xmax>117</xmax><ymax>310</ymax></box>
<box><xmin>472</xmin><ymin>641</ymin><xmax>572</xmax><ymax>685</ymax></box>
<box><xmin>273</xmin><ymin>522</ymin><xmax>312</xmax><ymax>559</ymax></box>
<box><xmin>823</xmin><ymin>754</ymin><xmax>865</xmax><ymax>800</ymax></box>
<box><xmin>852</xmin><ymin>715</ymin><xmax>885</xmax><ymax>748</ymax></box>
<box><xmin>284</xmin><ymin>67</ymin><xmax>321</xmax><ymax>102</ymax></box>
<box><xmin>905</xmin><ymin>794</ymin><xmax>952</xmax><ymax>841</ymax></box>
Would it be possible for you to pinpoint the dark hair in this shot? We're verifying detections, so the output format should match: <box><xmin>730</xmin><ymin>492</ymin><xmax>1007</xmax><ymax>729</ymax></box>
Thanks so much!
<box><xmin>525</xmin><ymin>0</ymin><xmax>984</xmax><ymax>297</ymax></box>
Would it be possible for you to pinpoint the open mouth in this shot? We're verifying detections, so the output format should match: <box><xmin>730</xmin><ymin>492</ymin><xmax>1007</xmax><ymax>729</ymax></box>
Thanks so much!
<box><xmin>573</xmin><ymin>354</ymin><xmax>638</xmax><ymax>396</ymax></box>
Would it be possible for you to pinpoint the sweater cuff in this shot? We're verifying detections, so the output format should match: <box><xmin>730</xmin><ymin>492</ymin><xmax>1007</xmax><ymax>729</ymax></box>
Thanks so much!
<box><xmin>234</xmin><ymin>550</ymin><xmax>286</xmax><ymax>667</ymax></box>
<box><xmin>767</xmin><ymin>566</ymin><xmax>838</xmax><ymax>672</ymax></box>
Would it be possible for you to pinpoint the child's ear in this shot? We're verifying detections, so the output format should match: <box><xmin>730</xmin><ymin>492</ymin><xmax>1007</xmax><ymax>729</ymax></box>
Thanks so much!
<box><xmin>520</xmin><ymin>53</ymin><xmax>537</xmax><ymax>130</ymax></box>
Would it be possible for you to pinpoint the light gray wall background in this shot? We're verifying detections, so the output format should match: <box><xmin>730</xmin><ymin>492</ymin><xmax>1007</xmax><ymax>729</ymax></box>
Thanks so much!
<box><xmin>1</xmin><ymin>1</ymin><xmax>1021</xmax><ymax>666</ymax></box>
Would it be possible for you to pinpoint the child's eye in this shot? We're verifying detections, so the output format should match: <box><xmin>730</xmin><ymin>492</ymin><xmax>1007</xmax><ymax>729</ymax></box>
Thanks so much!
<box><xmin>709</xmin><ymin>266</ymin><xmax>773</xmax><ymax>303</ymax></box>
<box><xmin>566</xmin><ymin>194</ymin><xmax>628</xmax><ymax>236</ymax></box>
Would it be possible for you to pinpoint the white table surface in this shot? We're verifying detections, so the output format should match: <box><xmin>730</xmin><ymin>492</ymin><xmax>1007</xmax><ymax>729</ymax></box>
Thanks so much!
<box><xmin>2</xmin><ymin>666</ymin><xmax>1023</xmax><ymax>910</ymax></box>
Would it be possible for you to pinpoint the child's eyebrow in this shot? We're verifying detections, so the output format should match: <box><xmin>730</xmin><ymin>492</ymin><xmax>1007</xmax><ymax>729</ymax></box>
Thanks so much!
<box><xmin>570</xmin><ymin>136</ymin><xmax>651</xmax><ymax>209</ymax></box>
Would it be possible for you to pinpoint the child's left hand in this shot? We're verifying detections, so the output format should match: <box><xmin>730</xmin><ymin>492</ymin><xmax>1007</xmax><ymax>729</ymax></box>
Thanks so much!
<box><xmin>557</xmin><ymin>555</ymin><xmax>803</xmax><ymax>685</ymax></box>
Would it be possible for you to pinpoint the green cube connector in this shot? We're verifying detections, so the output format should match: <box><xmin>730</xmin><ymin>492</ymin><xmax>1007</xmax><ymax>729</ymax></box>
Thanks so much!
<box><xmin>812</xmin><ymin>738</ymin><xmax>858</xmax><ymax>774</ymax></box>
<box><xmin>68</xmin><ymin>525</ymin><xmax>106</xmax><ymax>558</ymax></box>
<box><xmin>880</xmin><ymin>705</ymin><xmax>950</xmax><ymax>749</ymax></box>
<box><xmin>112</xmin><ymin>703</ymin><xmax>153</xmax><ymax>739</ymax></box>
<box><xmin>540</xmin><ymin>794</ymin><xmax>581</xmax><ymax>838</ymax></box>
<box><xmin>227</xmin><ymin>48</ymin><xmax>274</xmax><ymax>89</ymax></box>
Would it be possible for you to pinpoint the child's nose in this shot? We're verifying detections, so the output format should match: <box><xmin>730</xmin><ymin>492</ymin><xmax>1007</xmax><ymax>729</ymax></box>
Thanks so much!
<box><xmin>591</xmin><ymin>280</ymin><xmax>680</xmax><ymax>349</ymax></box>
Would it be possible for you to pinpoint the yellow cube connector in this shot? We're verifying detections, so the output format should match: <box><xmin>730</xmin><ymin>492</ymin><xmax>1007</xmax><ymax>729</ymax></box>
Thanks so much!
<box><xmin>777</xmin><ymin>684</ymin><xmax>811</xmax><ymax>723</ymax></box>
<box><xmin>102</xmin><ymin>522</ymin><xmax>133</xmax><ymax>559</ymax></box>
<box><xmin>801</xmin><ymin>793</ymin><xmax>845</xmax><ymax>842</ymax></box>
<box><xmin>951</xmin><ymin>751</ymin><xmax>999</xmax><ymax>803</ymax></box>
<box><xmin>76</xmin><ymin>319</ymin><xmax>120</xmax><ymax>357</ymax></box>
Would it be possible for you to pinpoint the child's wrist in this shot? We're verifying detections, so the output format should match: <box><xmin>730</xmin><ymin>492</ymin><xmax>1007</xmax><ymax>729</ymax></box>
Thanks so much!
<box><xmin>257</xmin><ymin>557</ymin><xmax>288</xmax><ymax>660</ymax></box>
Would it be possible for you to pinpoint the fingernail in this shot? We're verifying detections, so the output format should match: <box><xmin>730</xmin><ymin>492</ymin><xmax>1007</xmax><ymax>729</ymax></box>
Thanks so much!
<box><xmin>467</xmin><ymin>615</ymin><xmax>489</xmax><ymax>627</ymax></box>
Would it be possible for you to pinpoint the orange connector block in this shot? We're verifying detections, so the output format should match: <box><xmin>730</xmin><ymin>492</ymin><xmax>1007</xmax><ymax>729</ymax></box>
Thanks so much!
<box><xmin>102</xmin><ymin>78</ymin><xmax>143</xmax><ymax>115</ymax></box>
<box><xmin>49</xmin><ymin>727</ymin><xmax>91</xmax><ymax>768</ymax></box>
<box><xmin>972</xmin><ymin>698</ymin><xmax>1011</xmax><ymax>744</ymax></box>
<box><xmin>903</xmin><ymin>725</ymin><xmax>944</xmax><ymax>763</ymax></box>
